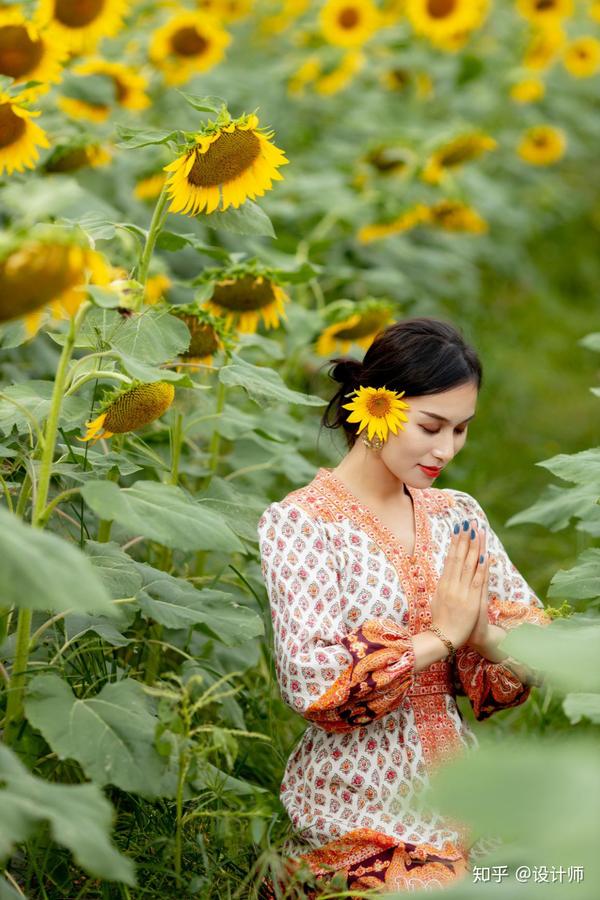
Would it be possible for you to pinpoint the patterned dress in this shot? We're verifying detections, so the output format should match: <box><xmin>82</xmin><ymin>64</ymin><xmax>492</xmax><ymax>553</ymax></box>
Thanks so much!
<box><xmin>256</xmin><ymin>467</ymin><xmax>552</xmax><ymax>895</ymax></box>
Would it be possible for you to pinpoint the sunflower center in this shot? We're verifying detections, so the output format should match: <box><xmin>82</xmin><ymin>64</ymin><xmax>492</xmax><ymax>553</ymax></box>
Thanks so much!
<box><xmin>170</xmin><ymin>26</ymin><xmax>209</xmax><ymax>57</ymax></box>
<box><xmin>181</xmin><ymin>317</ymin><xmax>220</xmax><ymax>357</ymax></box>
<box><xmin>0</xmin><ymin>102</ymin><xmax>26</xmax><ymax>149</ymax></box>
<box><xmin>211</xmin><ymin>275</ymin><xmax>276</xmax><ymax>311</ymax></box>
<box><xmin>0</xmin><ymin>25</ymin><xmax>44</xmax><ymax>78</ymax></box>
<box><xmin>534</xmin><ymin>0</ymin><xmax>555</xmax><ymax>10</ymax></box>
<box><xmin>532</xmin><ymin>133</ymin><xmax>549</xmax><ymax>146</ymax></box>
<box><xmin>367</xmin><ymin>147</ymin><xmax>409</xmax><ymax>173</ymax></box>
<box><xmin>54</xmin><ymin>0</ymin><xmax>105</xmax><ymax>28</ymax></box>
<box><xmin>426</xmin><ymin>0</ymin><xmax>457</xmax><ymax>18</ymax></box>
<box><xmin>0</xmin><ymin>243</ymin><xmax>80</xmax><ymax>321</ymax></box>
<box><xmin>338</xmin><ymin>6</ymin><xmax>360</xmax><ymax>29</ymax></box>
<box><xmin>46</xmin><ymin>146</ymin><xmax>93</xmax><ymax>172</ymax></box>
<box><xmin>187</xmin><ymin>129</ymin><xmax>262</xmax><ymax>187</ymax></box>
<box><xmin>112</xmin><ymin>74</ymin><xmax>128</xmax><ymax>102</ymax></box>
<box><xmin>334</xmin><ymin>311</ymin><xmax>389</xmax><ymax>341</ymax></box>
<box><xmin>439</xmin><ymin>141</ymin><xmax>478</xmax><ymax>167</ymax></box>
<box><xmin>367</xmin><ymin>394</ymin><xmax>392</xmax><ymax>417</ymax></box>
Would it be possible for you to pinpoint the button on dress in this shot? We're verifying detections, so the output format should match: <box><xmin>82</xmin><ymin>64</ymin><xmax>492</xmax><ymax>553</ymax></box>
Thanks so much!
<box><xmin>257</xmin><ymin>467</ymin><xmax>551</xmax><ymax>894</ymax></box>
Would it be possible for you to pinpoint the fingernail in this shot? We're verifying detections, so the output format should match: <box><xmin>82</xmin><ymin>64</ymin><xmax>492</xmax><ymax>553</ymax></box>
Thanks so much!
<box><xmin>479</xmin><ymin>554</ymin><xmax>484</xmax><ymax>563</ymax></box>
<box><xmin>462</xmin><ymin>520</ymin><xmax>469</xmax><ymax>531</ymax></box>
<box><xmin>453</xmin><ymin>524</ymin><xmax>460</xmax><ymax>534</ymax></box>
<box><xmin>470</xmin><ymin>529</ymin><xmax>475</xmax><ymax>540</ymax></box>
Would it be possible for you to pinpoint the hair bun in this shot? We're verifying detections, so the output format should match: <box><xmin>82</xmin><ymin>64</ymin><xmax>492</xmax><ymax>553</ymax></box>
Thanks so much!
<box><xmin>330</xmin><ymin>357</ymin><xmax>363</xmax><ymax>387</ymax></box>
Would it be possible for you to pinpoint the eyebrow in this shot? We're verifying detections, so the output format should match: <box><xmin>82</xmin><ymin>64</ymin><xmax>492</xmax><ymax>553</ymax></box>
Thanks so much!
<box><xmin>419</xmin><ymin>411</ymin><xmax>476</xmax><ymax>424</ymax></box>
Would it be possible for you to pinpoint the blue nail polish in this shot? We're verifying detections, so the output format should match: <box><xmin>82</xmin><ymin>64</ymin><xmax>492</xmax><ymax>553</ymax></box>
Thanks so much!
<box><xmin>453</xmin><ymin>524</ymin><xmax>460</xmax><ymax>534</ymax></box>
<box><xmin>479</xmin><ymin>554</ymin><xmax>484</xmax><ymax>563</ymax></box>
<box><xmin>470</xmin><ymin>529</ymin><xmax>475</xmax><ymax>540</ymax></box>
<box><xmin>462</xmin><ymin>520</ymin><xmax>469</xmax><ymax>531</ymax></box>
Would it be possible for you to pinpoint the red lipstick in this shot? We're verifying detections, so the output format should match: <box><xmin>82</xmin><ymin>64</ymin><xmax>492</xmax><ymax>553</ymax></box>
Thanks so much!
<box><xmin>419</xmin><ymin>465</ymin><xmax>442</xmax><ymax>478</ymax></box>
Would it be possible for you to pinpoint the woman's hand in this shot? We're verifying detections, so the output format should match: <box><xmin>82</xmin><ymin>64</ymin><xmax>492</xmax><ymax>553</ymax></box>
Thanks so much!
<box><xmin>465</xmin><ymin>539</ymin><xmax>492</xmax><ymax>652</ymax></box>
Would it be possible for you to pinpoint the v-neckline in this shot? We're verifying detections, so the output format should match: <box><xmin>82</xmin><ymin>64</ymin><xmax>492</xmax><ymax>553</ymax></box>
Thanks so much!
<box><xmin>317</xmin><ymin>467</ymin><xmax>424</xmax><ymax>561</ymax></box>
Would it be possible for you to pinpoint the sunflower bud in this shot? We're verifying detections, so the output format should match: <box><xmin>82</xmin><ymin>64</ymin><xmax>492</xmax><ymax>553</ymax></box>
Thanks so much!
<box><xmin>79</xmin><ymin>382</ymin><xmax>175</xmax><ymax>443</ymax></box>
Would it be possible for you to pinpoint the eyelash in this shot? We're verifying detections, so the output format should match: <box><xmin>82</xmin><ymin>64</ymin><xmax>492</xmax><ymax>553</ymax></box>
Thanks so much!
<box><xmin>420</xmin><ymin>426</ymin><xmax>467</xmax><ymax>435</ymax></box>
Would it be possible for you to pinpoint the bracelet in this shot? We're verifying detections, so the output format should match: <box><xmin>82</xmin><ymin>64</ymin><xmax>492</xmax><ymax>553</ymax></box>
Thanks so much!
<box><xmin>429</xmin><ymin>625</ymin><xmax>456</xmax><ymax>662</ymax></box>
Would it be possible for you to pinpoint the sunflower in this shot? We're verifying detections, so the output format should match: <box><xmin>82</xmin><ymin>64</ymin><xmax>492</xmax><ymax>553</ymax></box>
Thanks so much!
<box><xmin>315</xmin><ymin>49</ymin><xmax>365</xmax><ymax>94</ymax></box>
<box><xmin>563</xmin><ymin>36</ymin><xmax>600</xmax><ymax>77</ymax></box>
<box><xmin>144</xmin><ymin>273</ymin><xmax>172</xmax><ymax>305</ymax></box>
<box><xmin>590</xmin><ymin>1</ymin><xmax>600</xmax><ymax>24</ymax></box>
<box><xmin>523</xmin><ymin>23</ymin><xmax>565</xmax><ymax>69</ymax></box>
<box><xmin>259</xmin><ymin>0</ymin><xmax>310</xmax><ymax>36</ymax></box>
<box><xmin>316</xmin><ymin>302</ymin><xmax>394</xmax><ymax>355</ymax></box>
<box><xmin>319</xmin><ymin>0</ymin><xmax>380</xmax><ymax>48</ymax></box>
<box><xmin>80</xmin><ymin>382</ymin><xmax>175</xmax><ymax>443</ymax></box>
<box><xmin>164</xmin><ymin>112</ymin><xmax>288</xmax><ymax>216</ymax></box>
<box><xmin>428</xmin><ymin>199</ymin><xmax>487</xmax><ymax>233</ymax></box>
<box><xmin>0</xmin><ymin>92</ymin><xmax>49</xmax><ymax>176</ymax></box>
<box><xmin>197</xmin><ymin>0</ymin><xmax>253</xmax><ymax>22</ymax></box>
<box><xmin>379</xmin><ymin>0</ymin><xmax>406</xmax><ymax>27</ymax></box>
<box><xmin>58</xmin><ymin>59</ymin><xmax>150</xmax><ymax>123</ymax></box>
<box><xmin>0</xmin><ymin>235</ymin><xmax>112</xmax><ymax>337</ymax></box>
<box><xmin>510</xmin><ymin>77</ymin><xmax>545</xmax><ymax>103</ymax></box>
<box><xmin>149</xmin><ymin>11</ymin><xmax>230</xmax><ymax>86</ymax></box>
<box><xmin>175</xmin><ymin>313</ymin><xmax>224</xmax><ymax>369</ymax></box>
<box><xmin>0</xmin><ymin>9</ymin><xmax>68</xmax><ymax>99</ymax></box>
<box><xmin>517</xmin><ymin>124</ymin><xmax>566</xmax><ymax>165</ymax></box>
<box><xmin>342</xmin><ymin>385</ymin><xmax>410</xmax><ymax>442</ymax></box>
<box><xmin>35</xmin><ymin>0</ymin><xmax>128</xmax><ymax>54</ymax></box>
<box><xmin>201</xmin><ymin>272</ymin><xmax>290</xmax><ymax>333</ymax></box>
<box><xmin>405</xmin><ymin>0</ymin><xmax>489</xmax><ymax>42</ymax></box>
<box><xmin>44</xmin><ymin>141</ymin><xmax>111</xmax><ymax>171</ymax></box>
<box><xmin>287</xmin><ymin>55</ymin><xmax>321</xmax><ymax>95</ymax></box>
<box><xmin>516</xmin><ymin>0</ymin><xmax>573</xmax><ymax>24</ymax></box>
<box><xmin>364</xmin><ymin>144</ymin><xmax>416</xmax><ymax>177</ymax></box>
<box><xmin>134</xmin><ymin>171</ymin><xmax>167</xmax><ymax>201</ymax></box>
<box><xmin>357</xmin><ymin>204</ymin><xmax>430</xmax><ymax>243</ymax></box>
<box><xmin>421</xmin><ymin>132</ymin><xmax>496</xmax><ymax>184</ymax></box>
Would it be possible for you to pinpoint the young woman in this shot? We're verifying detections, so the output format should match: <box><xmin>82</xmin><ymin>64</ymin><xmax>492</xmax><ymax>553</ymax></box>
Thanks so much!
<box><xmin>257</xmin><ymin>318</ymin><xmax>551</xmax><ymax>895</ymax></box>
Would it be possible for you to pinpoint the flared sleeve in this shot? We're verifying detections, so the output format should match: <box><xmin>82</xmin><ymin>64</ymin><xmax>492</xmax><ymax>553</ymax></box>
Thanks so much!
<box><xmin>445</xmin><ymin>489</ymin><xmax>552</xmax><ymax>721</ymax></box>
<box><xmin>257</xmin><ymin>500</ymin><xmax>416</xmax><ymax>732</ymax></box>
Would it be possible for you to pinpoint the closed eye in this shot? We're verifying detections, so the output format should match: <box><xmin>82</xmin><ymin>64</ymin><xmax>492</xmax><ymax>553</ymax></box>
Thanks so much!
<box><xmin>420</xmin><ymin>426</ymin><xmax>467</xmax><ymax>435</ymax></box>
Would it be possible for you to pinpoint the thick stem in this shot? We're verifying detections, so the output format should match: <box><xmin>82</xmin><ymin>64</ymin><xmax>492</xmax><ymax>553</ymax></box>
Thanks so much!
<box><xmin>136</xmin><ymin>182</ymin><xmax>170</xmax><ymax>288</ymax></box>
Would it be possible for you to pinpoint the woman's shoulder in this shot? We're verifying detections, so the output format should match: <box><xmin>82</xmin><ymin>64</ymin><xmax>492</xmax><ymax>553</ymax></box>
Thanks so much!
<box><xmin>258</xmin><ymin>470</ymin><xmax>334</xmax><ymax>534</ymax></box>
<box><xmin>432</xmin><ymin>486</ymin><xmax>487</xmax><ymax>521</ymax></box>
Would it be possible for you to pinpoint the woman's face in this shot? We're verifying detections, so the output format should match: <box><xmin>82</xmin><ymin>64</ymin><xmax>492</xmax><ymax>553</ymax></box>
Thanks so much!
<box><xmin>379</xmin><ymin>381</ymin><xmax>478</xmax><ymax>486</ymax></box>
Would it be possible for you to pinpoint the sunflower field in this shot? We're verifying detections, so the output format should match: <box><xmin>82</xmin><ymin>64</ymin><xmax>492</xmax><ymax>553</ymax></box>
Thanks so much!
<box><xmin>0</xmin><ymin>0</ymin><xmax>599</xmax><ymax>897</ymax></box>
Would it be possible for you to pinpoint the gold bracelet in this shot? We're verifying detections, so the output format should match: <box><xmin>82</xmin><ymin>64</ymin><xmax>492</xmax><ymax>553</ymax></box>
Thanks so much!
<box><xmin>429</xmin><ymin>625</ymin><xmax>456</xmax><ymax>662</ymax></box>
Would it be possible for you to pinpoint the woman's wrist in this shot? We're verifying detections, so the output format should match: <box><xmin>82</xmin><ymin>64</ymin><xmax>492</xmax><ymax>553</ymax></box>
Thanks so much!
<box><xmin>428</xmin><ymin>625</ymin><xmax>457</xmax><ymax>661</ymax></box>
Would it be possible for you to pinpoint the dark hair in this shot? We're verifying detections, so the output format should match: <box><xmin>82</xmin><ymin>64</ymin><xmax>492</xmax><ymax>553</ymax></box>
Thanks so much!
<box><xmin>319</xmin><ymin>317</ymin><xmax>483</xmax><ymax>450</ymax></box>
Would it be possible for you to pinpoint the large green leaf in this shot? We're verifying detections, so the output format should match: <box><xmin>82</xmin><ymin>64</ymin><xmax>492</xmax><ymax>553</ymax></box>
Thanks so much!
<box><xmin>506</xmin><ymin>483</ymin><xmax>600</xmax><ymax>531</ymax></box>
<box><xmin>25</xmin><ymin>675</ymin><xmax>176</xmax><ymax>799</ymax></box>
<box><xmin>74</xmin><ymin>307</ymin><xmax>190</xmax><ymax>363</ymax></box>
<box><xmin>135</xmin><ymin>563</ymin><xmax>263</xmax><ymax>644</ymax></box>
<box><xmin>547</xmin><ymin>549</ymin><xmax>600</xmax><ymax>601</ymax></box>
<box><xmin>81</xmin><ymin>480</ymin><xmax>244</xmax><ymax>552</ymax></box>
<box><xmin>0</xmin><ymin>744</ymin><xmax>134</xmax><ymax>884</ymax></box>
<box><xmin>537</xmin><ymin>448</ymin><xmax>600</xmax><ymax>486</ymax></box>
<box><xmin>219</xmin><ymin>356</ymin><xmax>327</xmax><ymax>409</ymax></box>
<box><xmin>85</xmin><ymin>540</ymin><xmax>144</xmax><ymax>600</ymax></box>
<box><xmin>0</xmin><ymin>507</ymin><xmax>113</xmax><ymax>615</ymax></box>
<box><xmin>206</xmin><ymin>200</ymin><xmax>276</xmax><ymax>237</ymax></box>
<box><xmin>562</xmin><ymin>693</ymin><xmax>600</xmax><ymax>725</ymax></box>
<box><xmin>0</xmin><ymin>381</ymin><xmax>88</xmax><ymax>436</ymax></box>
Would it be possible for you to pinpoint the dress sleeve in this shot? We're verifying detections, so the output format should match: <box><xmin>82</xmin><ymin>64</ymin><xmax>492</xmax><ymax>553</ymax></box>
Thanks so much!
<box><xmin>257</xmin><ymin>500</ymin><xmax>416</xmax><ymax>733</ymax></box>
<box><xmin>445</xmin><ymin>490</ymin><xmax>552</xmax><ymax>721</ymax></box>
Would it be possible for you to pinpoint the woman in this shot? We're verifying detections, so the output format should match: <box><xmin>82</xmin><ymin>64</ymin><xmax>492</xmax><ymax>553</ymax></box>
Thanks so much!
<box><xmin>257</xmin><ymin>318</ymin><xmax>551</xmax><ymax>895</ymax></box>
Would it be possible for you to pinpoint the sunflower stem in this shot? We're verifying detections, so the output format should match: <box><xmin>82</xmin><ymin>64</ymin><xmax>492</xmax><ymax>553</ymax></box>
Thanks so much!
<box><xmin>5</xmin><ymin>302</ymin><xmax>91</xmax><ymax>738</ymax></box>
<box><xmin>136</xmin><ymin>181</ymin><xmax>170</xmax><ymax>288</ymax></box>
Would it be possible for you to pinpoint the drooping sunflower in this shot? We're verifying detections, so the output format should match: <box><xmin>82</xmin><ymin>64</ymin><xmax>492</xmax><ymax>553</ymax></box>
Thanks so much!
<box><xmin>134</xmin><ymin>171</ymin><xmax>167</xmax><ymax>201</ymax></box>
<box><xmin>200</xmin><ymin>269</ymin><xmax>290</xmax><ymax>333</ymax></box>
<box><xmin>163</xmin><ymin>112</ymin><xmax>288</xmax><ymax>216</ymax></box>
<box><xmin>405</xmin><ymin>0</ymin><xmax>489</xmax><ymax>42</ymax></box>
<box><xmin>173</xmin><ymin>308</ymin><xmax>229</xmax><ymax>371</ymax></box>
<box><xmin>80</xmin><ymin>382</ymin><xmax>175</xmax><ymax>443</ymax></box>
<box><xmin>43</xmin><ymin>141</ymin><xmax>111</xmax><ymax>172</ymax></box>
<box><xmin>510</xmin><ymin>77</ymin><xmax>545</xmax><ymax>103</ymax></box>
<box><xmin>0</xmin><ymin>234</ymin><xmax>112</xmax><ymax>337</ymax></box>
<box><xmin>149</xmin><ymin>11</ymin><xmax>231</xmax><ymax>86</ymax></box>
<box><xmin>315</xmin><ymin>49</ymin><xmax>365</xmax><ymax>94</ymax></box>
<box><xmin>517</xmin><ymin>124</ymin><xmax>566</xmax><ymax>165</ymax></box>
<box><xmin>35</xmin><ymin>0</ymin><xmax>128</xmax><ymax>54</ymax></box>
<box><xmin>421</xmin><ymin>132</ymin><xmax>497</xmax><ymax>184</ymax></box>
<box><xmin>428</xmin><ymin>199</ymin><xmax>488</xmax><ymax>233</ymax></box>
<box><xmin>342</xmin><ymin>384</ymin><xmax>410</xmax><ymax>442</ymax></box>
<box><xmin>0</xmin><ymin>92</ymin><xmax>49</xmax><ymax>176</ymax></box>
<box><xmin>563</xmin><ymin>36</ymin><xmax>600</xmax><ymax>77</ymax></box>
<box><xmin>58</xmin><ymin>59</ymin><xmax>150</xmax><ymax>123</ymax></box>
<box><xmin>357</xmin><ymin>204</ymin><xmax>430</xmax><ymax>244</ymax></box>
<box><xmin>0</xmin><ymin>9</ymin><xmax>68</xmax><ymax>99</ymax></box>
<box><xmin>316</xmin><ymin>301</ymin><xmax>395</xmax><ymax>355</ymax></box>
<box><xmin>516</xmin><ymin>0</ymin><xmax>573</xmax><ymax>25</ymax></box>
<box><xmin>319</xmin><ymin>0</ymin><xmax>380</xmax><ymax>48</ymax></box>
<box><xmin>523</xmin><ymin>23</ymin><xmax>565</xmax><ymax>69</ymax></box>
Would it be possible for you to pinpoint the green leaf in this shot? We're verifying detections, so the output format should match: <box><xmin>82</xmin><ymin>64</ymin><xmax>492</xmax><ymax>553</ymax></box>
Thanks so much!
<box><xmin>115</xmin><ymin>125</ymin><xmax>183</xmax><ymax>149</ymax></box>
<box><xmin>562</xmin><ymin>693</ymin><xmax>600</xmax><ymax>725</ymax></box>
<box><xmin>61</xmin><ymin>72</ymin><xmax>116</xmax><ymax>104</ymax></box>
<box><xmin>86</xmin><ymin>285</ymin><xmax>122</xmax><ymax>308</ymax></box>
<box><xmin>63</xmin><ymin>613</ymin><xmax>131</xmax><ymax>648</ymax></box>
<box><xmin>85</xmin><ymin>540</ymin><xmax>144</xmax><ymax>600</ymax></box>
<box><xmin>81</xmin><ymin>480</ymin><xmax>244</xmax><ymax>552</ymax></box>
<box><xmin>135</xmin><ymin>564</ymin><xmax>263</xmax><ymax>644</ymax></box>
<box><xmin>580</xmin><ymin>332</ymin><xmax>600</xmax><ymax>353</ymax></box>
<box><xmin>537</xmin><ymin>448</ymin><xmax>600</xmax><ymax>485</ymax></box>
<box><xmin>107</xmin><ymin>308</ymin><xmax>191</xmax><ymax>364</ymax></box>
<box><xmin>506</xmin><ymin>482</ymin><xmax>600</xmax><ymax>531</ymax></box>
<box><xmin>219</xmin><ymin>356</ymin><xmax>326</xmax><ymax>409</ymax></box>
<box><xmin>206</xmin><ymin>201</ymin><xmax>276</xmax><ymax>238</ymax></box>
<box><xmin>156</xmin><ymin>231</ymin><xmax>231</xmax><ymax>260</ymax></box>
<box><xmin>26</xmin><ymin>675</ymin><xmax>176</xmax><ymax>799</ymax></box>
<box><xmin>547</xmin><ymin>549</ymin><xmax>600</xmax><ymax>600</ymax></box>
<box><xmin>113</xmin><ymin>351</ymin><xmax>193</xmax><ymax>385</ymax></box>
<box><xmin>175</xmin><ymin>92</ymin><xmax>226</xmax><ymax>113</ymax></box>
<box><xmin>0</xmin><ymin>506</ymin><xmax>113</xmax><ymax>615</ymax></box>
<box><xmin>0</xmin><ymin>381</ymin><xmax>89</xmax><ymax>436</ymax></box>
<box><xmin>0</xmin><ymin>743</ymin><xmax>135</xmax><ymax>884</ymax></box>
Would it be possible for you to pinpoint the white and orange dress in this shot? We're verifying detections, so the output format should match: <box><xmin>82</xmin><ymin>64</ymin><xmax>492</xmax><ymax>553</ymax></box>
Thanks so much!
<box><xmin>257</xmin><ymin>467</ymin><xmax>551</xmax><ymax>894</ymax></box>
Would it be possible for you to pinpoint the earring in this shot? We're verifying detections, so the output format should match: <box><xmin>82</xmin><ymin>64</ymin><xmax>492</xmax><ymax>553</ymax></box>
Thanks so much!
<box><xmin>361</xmin><ymin>432</ymin><xmax>385</xmax><ymax>451</ymax></box>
